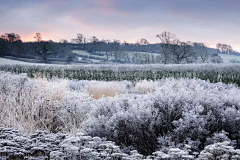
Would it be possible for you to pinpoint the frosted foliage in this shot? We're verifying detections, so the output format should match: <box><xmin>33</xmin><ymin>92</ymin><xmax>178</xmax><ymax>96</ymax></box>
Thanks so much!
<box><xmin>84</xmin><ymin>78</ymin><xmax>240</xmax><ymax>155</ymax></box>
<box><xmin>198</xmin><ymin>141</ymin><xmax>240</xmax><ymax>160</ymax></box>
<box><xmin>206</xmin><ymin>130</ymin><xmax>231</xmax><ymax>146</ymax></box>
<box><xmin>0</xmin><ymin>72</ymin><xmax>93</xmax><ymax>134</ymax></box>
<box><xmin>2</xmin><ymin>71</ymin><xmax>240</xmax><ymax>157</ymax></box>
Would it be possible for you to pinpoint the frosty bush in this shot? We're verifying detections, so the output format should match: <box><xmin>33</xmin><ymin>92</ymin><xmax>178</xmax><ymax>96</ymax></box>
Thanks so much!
<box><xmin>2</xmin><ymin>128</ymin><xmax>240</xmax><ymax>159</ymax></box>
<box><xmin>0</xmin><ymin>72</ymin><xmax>93</xmax><ymax>134</ymax></box>
<box><xmin>198</xmin><ymin>141</ymin><xmax>240</xmax><ymax>159</ymax></box>
<box><xmin>84</xmin><ymin>78</ymin><xmax>240</xmax><ymax>155</ymax></box>
<box><xmin>2</xmin><ymin>71</ymin><xmax>240</xmax><ymax>157</ymax></box>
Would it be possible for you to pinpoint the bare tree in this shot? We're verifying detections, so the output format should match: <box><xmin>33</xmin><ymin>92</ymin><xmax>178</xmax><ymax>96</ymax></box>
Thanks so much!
<box><xmin>71</xmin><ymin>33</ymin><xmax>84</xmax><ymax>44</ymax></box>
<box><xmin>139</xmin><ymin>38</ymin><xmax>149</xmax><ymax>46</ymax></box>
<box><xmin>60</xmin><ymin>39</ymin><xmax>68</xmax><ymax>47</ymax></box>
<box><xmin>170</xmin><ymin>39</ymin><xmax>181</xmax><ymax>63</ymax></box>
<box><xmin>34</xmin><ymin>33</ymin><xmax>42</xmax><ymax>42</ymax></box>
<box><xmin>90</xmin><ymin>36</ymin><xmax>99</xmax><ymax>43</ymax></box>
<box><xmin>169</xmin><ymin>40</ymin><xmax>196</xmax><ymax>64</ymax></box>
<box><xmin>1</xmin><ymin>33</ymin><xmax>22</xmax><ymax>54</ymax></box>
<box><xmin>2</xmin><ymin>33</ymin><xmax>21</xmax><ymax>42</ymax></box>
<box><xmin>156</xmin><ymin>31</ymin><xmax>176</xmax><ymax>64</ymax></box>
<box><xmin>90</xmin><ymin>36</ymin><xmax>99</xmax><ymax>54</ymax></box>
<box><xmin>58</xmin><ymin>39</ymin><xmax>71</xmax><ymax>58</ymax></box>
<box><xmin>37</xmin><ymin>42</ymin><xmax>51</xmax><ymax>62</ymax></box>
<box><xmin>112</xmin><ymin>39</ymin><xmax>120</xmax><ymax>62</ymax></box>
<box><xmin>216</xmin><ymin>43</ymin><xmax>223</xmax><ymax>52</ymax></box>
<box><xmin>60</xmin><ymin>39</ymin><xmax>68</xmax><ymax>44</ymax></box>
<box><xmin>177</xmin><ymin>42</ymin><xmax>195</xmax><ymax>63</ymax></box>
<box><xmin>197</xmin><ymin>43</ymin><xmax>209</xmax><ymax>63</ymax></box>
<box><xmin>100</xmin><ymin>39</ymin><xmax>111</xmax><ymax>60</ymax></box>
<box><xmin>227</xmin><ymin>45</ymin><xmax>233</xmax><ymax>54</ymax></box>
<box><xmin>216</xmin><ymin>43</ymin><xmax>233</xmax><ymax>54</ymax></box>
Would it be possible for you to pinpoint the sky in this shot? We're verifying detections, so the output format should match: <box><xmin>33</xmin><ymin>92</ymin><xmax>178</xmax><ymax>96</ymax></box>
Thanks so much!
<box><xmin>1</xmin><ymin>0</ymin><xmax>240</xmax><ymax>51</ymax></box>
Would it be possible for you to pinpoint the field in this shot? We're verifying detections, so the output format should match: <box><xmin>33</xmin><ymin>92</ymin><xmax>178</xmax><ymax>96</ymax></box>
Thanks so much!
<box><xmin>1</xmin><ymin>63</ymin><xmax>240</xmax><ymax>85</ymax></box>
<box><xmin>219</xmin><ymin>53</ymin><xmax>240</xmax><ymax>63</ymax></box>
<box><xmin>0</xmin><ymin>57</ymin><xmax>37</xmax><ymax>65</ymax></box>
<box><xmin>1</xmin><ymin>63</ymin><xmax>240</xmax><ymax>159</ymax></box>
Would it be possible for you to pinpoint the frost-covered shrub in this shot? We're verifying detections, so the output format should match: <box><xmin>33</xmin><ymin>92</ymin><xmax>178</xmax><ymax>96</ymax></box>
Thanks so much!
<box><xmin>84</xmin><ymin>78</ymin><xmax>240</xmax><ymax>155</ymax></box>
<box><xmin>0</xmin><ymin>128</ymin><xmax>145</xmax><ymax>160</ymax></box>
<box><xmin>198</xmin><ymin>141</ymin><xmax>240</xmax><ymax>160</ymax></box>
<box><xmin>157</xmin><ymin>135</ymin><xmax>176</xmax><ymax>153</ymax></box>
<box><xmin>0</xmin><ymin>72</ymin><xmax>93</xmax><ymax>134</ymax></box>
<box><xmin>2</xmin><ymin>70</ymin><xmax>240</xmax><ymax>156</ymax></box>
<box><xmin>84</xmin><ymin>94</ymin><xmax>161</xmax><ymax>155</ymax></box>
<box><xmin>205</xmin><ymin>131</ymin><xmax>231</xmax><ymax>146</ymax></box>
<box><xmin>3</xmin><ymin>127</ymin><xmax>239</xmax><ymax>160</ymax></box>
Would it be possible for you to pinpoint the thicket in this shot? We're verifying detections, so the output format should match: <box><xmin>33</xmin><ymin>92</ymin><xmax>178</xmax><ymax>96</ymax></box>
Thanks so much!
<box><xmin>2</xmin><ymin>72</ymin><xmax>240</xmax><ymax>158</ymax></box>
<box><xmin>0</xmin><ymin>72</ymin><xmax>94</xmax><ymax>134</ymax></box>
<box><xmin>2</xmin><ymin>128</ymin><xmax>240</xmax><ymax>159</ymax></box>
<box><xmin>1</xmin><ymin>63</ymin><xmax>240</xmax><ymax>85</ymax></box>
<box><xmin>84</xmin><ymin>78</ymin><xmax>240</xmax><ymax>155</ymax></box>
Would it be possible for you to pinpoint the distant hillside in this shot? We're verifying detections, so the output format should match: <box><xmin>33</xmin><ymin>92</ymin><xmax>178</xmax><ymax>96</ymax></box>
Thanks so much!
<box><xmin>219</xmin><ymin>53</ymin><xmax>240</xmax><ymax>63</ymax></box>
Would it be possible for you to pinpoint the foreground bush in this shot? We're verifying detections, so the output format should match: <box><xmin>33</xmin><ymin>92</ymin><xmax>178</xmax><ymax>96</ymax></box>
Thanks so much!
<box><xmin>1</xmin><ymin>128</ymin><xmax>240</xmax><ymax>159</ymax></box>
<box><xmin>1</xmin><ymin>71</ymin><xmax>240</xmax><ymax>157</ymax></box>
<box><xmin>0</xmin><ymin>72</ymin><xmax>132</xmax><ymax>134</ymax></box>
<box><xmin>84</xmin><ymin>78</ymin><xmax>240</xmax><ymax>155</ymax></box>
<box><xmin>0</xmin><ymin>72</ymin><xmax>93</xmax><ymax>134</ymax></box>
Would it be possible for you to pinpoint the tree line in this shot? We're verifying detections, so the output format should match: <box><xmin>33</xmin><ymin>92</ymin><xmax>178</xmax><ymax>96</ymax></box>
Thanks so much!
<box><xmin>0</xmin><ymin>32</ymin><xmax>236</xmax><ymax>64</ymax></box>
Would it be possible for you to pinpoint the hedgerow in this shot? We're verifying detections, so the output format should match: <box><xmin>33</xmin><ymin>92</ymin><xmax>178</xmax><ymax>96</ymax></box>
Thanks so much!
<box><xmin>1</xmin><ymin>63</ymin><xmax>240</xmax><ymax>85</ymax></box>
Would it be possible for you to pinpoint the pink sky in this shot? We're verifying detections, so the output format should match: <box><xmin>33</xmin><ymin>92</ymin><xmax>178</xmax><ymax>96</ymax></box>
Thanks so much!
<box><xmin>1</xmin><ymin>0</ymin><xmax>240</xmax><ymax>52</ymax></box>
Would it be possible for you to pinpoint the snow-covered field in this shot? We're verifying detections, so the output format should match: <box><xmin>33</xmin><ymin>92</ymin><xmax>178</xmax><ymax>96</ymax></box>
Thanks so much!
<box><xmin>73</xmin><ymin>50</ymin><xmax>106</xmax><ymax>59</ymax></box>
<box><xmin>0</xmin><ymin>57</ymin><xmax>35</xmax><ymax>65</ymax></box>
<box><xmin>219</xmin><ymin>53</ymin><xmax>240</xmax><ymax>63</ymax></box>
<box><xmin>1</xmin><ymin>70</ymin><xmax>240</xmax><ymax>159</ymax></box>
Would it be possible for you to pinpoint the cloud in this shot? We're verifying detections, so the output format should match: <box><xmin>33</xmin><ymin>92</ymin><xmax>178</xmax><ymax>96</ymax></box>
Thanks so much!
<box><xmin>0</xmin><ymin>0</ymin><xmax>239</xmax><ymax>51</ymax></box>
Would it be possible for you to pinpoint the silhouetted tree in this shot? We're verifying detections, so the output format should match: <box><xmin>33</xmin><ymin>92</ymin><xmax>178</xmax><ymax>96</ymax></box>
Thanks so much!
<box><xmin>139</xmin><ymin>38</ymin><xmax>149</xmax><ymax>46</ymax></box>
<box><xmin>36</xmin><ymin>41</ymin><xmax>55</xmax><ymax>62</ymax></box>
<box><xmin>34</xmin><ymin>33</ymin><xmax>42</xmax><ymax>42</ymax></box>
<box><xmin>0</xmin><ymin>33</ymin><xmax>22</xmax><ymax>55</ymax></box>
<box><xmin>197</xmin><ymin>43</ymin><xmax>209</xmax><ymax>63</ymax></box>
<box><xmin>1</xmin><ymin>33</ymin><xmax>21</xmax><ymax>42</ymax></box>
<box><xmin>58</xmin><ymin>39</ymin><xmax>71</xmax><ymax>58</ymax></box>
<box><xmin>0</xmin><ymin>37</ymin><xmax>9</xmax><ymax>56</ymax></box>
<box><xmin>156</xmin><ymin>31</ymin><xmax>176</xmax><ymax>64</ymax></box>
<box><xmin>171</xmin><ymin>41</ymin><xmax>196</xmax><ymax>64</ymax></box>
<box><xmin>216</xmin><ymin>43</ymin><xmax>233</xmax><ymax>54</ymax></box>
<box><xmin>60</xmin><ymin>39</ymin><xmax>69</xmax><ymax>45</ymax></box>
<box><xmin>112</xmin><ymin>40</ymin><xmax>120</xmax><ymax>62</ymax></box>
<box><xmin>88</xmin><ymin>36</ymin><xmax>99</xmax><ymax>53</ymax></box>
<box><xmin>15</xmin><ymin>40</ymin><xmax>24</xmax><ymax>56</ymax></box>
<box><xmin>99</xmin><ymin>39</ymin><xmax>111</xmax><ymax>60</ymax></box>
<box><xmin>71</xmin><ymin>33</ymin><xmax>84</xmax><ymax>44</ymax></box>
